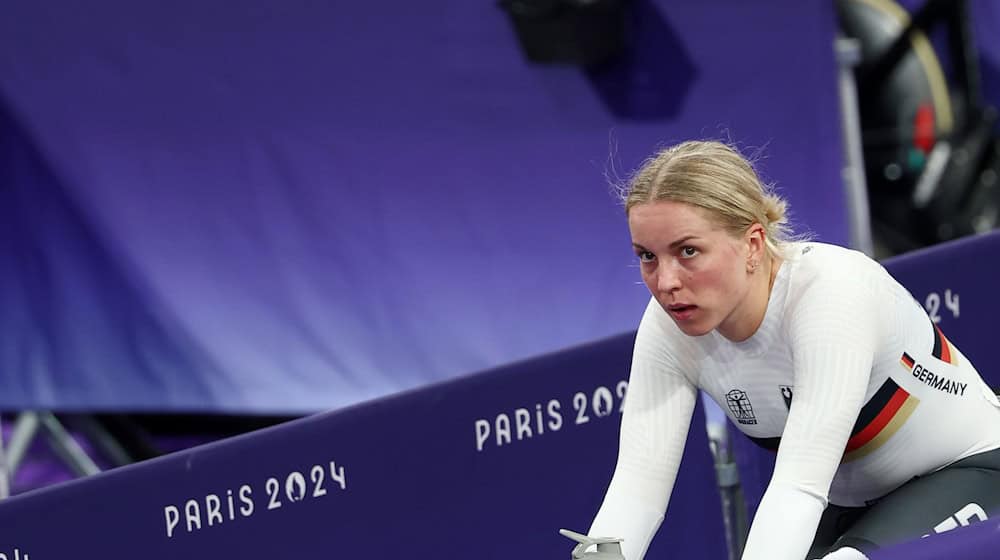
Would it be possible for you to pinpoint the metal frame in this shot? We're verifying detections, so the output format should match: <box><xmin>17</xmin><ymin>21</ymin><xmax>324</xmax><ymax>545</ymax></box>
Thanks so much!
<box><xmin>836</xmin><ymin>35</ymin><xmax>875</xmax><ymax>256</ymax></box>
<box><xmin>0</xmin><ymin>412</ymin><xmax>105</xmax><ymax>500</ymax></box>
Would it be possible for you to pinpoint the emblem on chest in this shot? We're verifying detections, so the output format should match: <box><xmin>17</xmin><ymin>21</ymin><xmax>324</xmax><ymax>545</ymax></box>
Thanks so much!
<box><xmin>780</xmin><ymin>385</ymin><xmax>794</xmax><ymax>410</ymax></box>
<box><xmin>725</xmin><ymin>389</ymin><xmax>758</xmax><ymax>425</ymax></box>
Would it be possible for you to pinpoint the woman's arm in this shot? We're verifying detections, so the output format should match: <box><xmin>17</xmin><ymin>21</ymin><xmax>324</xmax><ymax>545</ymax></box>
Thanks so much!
<box><xmin>741</xmin><ymin>267</ymin><xmax>882</xmax><ymax>560</ymax></box>
<box><xmin>588</xmin><ymin>301</ymin><xmax>699</xmax><ymax>560</ymax></box>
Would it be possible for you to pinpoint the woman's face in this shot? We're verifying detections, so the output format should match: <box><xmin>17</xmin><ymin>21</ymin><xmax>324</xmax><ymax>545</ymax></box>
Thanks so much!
<box><xmin>628</xmin><ymin>200</ymin><xmax>757</xmax><ymax>339</ymax></box>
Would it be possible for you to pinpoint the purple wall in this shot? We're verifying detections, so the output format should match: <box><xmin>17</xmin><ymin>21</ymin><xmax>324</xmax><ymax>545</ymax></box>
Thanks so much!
<box><xmin>0</xmin><ymin>0</ymin><xmax>848</xmax><ymax>413</ymax></box>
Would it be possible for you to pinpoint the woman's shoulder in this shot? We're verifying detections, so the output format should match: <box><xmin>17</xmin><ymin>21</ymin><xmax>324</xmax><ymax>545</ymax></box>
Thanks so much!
<box><xmin>778</xmin><ymin>242</ymin><xmax>897</xmax><ymax>320</ymax></box>
<box><xmin>783</xmin><ymin>241</ymin><xmax>885</xmax><ymax>286</ymax></box>
<box><xmin>785</xmin><ymin>241</ymin><xmax>874</xmax><ymax>267</ymax></box>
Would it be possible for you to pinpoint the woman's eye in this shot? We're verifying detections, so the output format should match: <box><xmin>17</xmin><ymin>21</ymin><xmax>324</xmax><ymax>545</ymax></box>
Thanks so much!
<box><xmin>680</xmin><ymin>246</ymin><xmax>698</xmax><ymax>258</ymax></box>
<box><xmin>638</xmin><ymin>251</ymin><xmax>655</xmax><ymax>263</ymax></box>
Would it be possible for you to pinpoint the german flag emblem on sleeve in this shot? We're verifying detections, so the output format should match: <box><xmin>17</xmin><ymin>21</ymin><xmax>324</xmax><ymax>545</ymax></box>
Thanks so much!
<box><xmin>932</xmin><ymin>324</ymin><xmax>957</xmax><ymax>365</ymax></box>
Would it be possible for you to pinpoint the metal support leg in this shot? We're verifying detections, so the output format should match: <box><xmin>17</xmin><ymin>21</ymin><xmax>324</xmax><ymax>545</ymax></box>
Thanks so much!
<box><xmin>715</xmin><ymin>443</ymin><xmax>748</xmax><ymax>560</ymax></box>
<box><xmin>836</xmin><ymin>36</ymin><xmax>876</xmax><ymax>257</ymax></box>
<box><xmin>0</xmin><ymin>412</ymin><xmax>109</xmax><ymax>497</ymax></box>
<box><xmin>5</xmin><ymin>412</ymin><xmax>42</xmax><ymax>476</ymax></box>
<box><xmin>703</xmin><ymin>394</ymin><xmax>748</xmax><ymax>560</ymax></box>
<box><xmin>38</xmin><ymin>412</ymin><xmax>101</xmax><ymax>478</ymax></box>
<box><xmin>0</xmin><ymin>413</ymin><xmax>9</xmax><ymax>500</ymax></box>
<box><xmin>68</xmin><ymin>415</ymin><xmax>134</xmax><ymax>467</ymax></box>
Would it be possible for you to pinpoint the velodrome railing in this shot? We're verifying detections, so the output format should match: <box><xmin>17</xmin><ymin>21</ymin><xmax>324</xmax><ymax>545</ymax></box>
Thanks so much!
<box><xmin>0</xmin><ymin>333</ymin><xmax>726</xmax><ymax>559</ymax></box>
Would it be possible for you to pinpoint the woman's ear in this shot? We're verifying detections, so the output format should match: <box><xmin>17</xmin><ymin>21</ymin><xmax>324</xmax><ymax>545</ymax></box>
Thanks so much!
<box><xmin>745</xmin><ymin>223</ymin><xmax>767</xmax><ymax>264</ymax></box>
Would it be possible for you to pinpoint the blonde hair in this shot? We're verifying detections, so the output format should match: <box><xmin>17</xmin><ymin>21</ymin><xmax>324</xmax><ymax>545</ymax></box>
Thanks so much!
<box><xmin>623</xmin><ymin>140</ymin><xmax>794</xmax><ymax>260</ymax></box>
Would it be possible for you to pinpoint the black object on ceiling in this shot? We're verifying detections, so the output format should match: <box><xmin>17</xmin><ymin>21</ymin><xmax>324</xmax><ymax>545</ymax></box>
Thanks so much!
<box><xmin>498</xmin><ymin>0</ymin><xmax>631</xmax><ymax>66</ymax></box>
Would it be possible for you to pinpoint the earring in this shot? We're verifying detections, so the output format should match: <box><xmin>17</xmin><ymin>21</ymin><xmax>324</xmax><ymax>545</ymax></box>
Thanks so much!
<box><xmin>749</xmin><ymin>260</ymin><xmax>759</xmax><ymax>272</ymax></box>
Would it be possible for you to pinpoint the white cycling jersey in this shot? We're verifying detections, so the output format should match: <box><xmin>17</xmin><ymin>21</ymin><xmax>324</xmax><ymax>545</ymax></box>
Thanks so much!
<box><xmin>589</xmin><ymin>242</ymin><xmax>1000</xmax><ymax>560</ymax></box>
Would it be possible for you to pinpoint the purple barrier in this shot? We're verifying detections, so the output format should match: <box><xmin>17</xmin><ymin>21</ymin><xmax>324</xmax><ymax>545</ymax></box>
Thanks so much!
<box><xmin>732</xmin><ymin>230</ymin><xmax>1000</xmax><ymax>523</ymax></box>
<box><xmin>880</xmin><ymin>231</ymin><xmax>1000</xmax><ymax>378</ymax></box>
<box><xmin>870</xmin><ymin>517</ymin><xmax>1000</xmax><ymax>560</ymax></box>
<box><xmin>0</xmin><ymin>333</ymin><xmax>727</xmax><ymax>559</ymax></box>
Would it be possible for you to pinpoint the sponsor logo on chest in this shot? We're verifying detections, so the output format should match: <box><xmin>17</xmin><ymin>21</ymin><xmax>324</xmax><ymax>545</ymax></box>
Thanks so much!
<box><xmin>726</xmin><ymin>389</ymin><xmax>758</xmax><ymax>425</ymax></box>
<box><xmin>779</xmin><ymin>385</ymin><xmax>793</xmax><ymax>410</ymax></box>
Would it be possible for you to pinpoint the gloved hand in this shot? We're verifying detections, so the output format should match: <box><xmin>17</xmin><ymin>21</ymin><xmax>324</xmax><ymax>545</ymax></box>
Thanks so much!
<box><xmin>559</xmin><ymin>528</ymin><xmax>625</xmax><ymax>560</ymax></box>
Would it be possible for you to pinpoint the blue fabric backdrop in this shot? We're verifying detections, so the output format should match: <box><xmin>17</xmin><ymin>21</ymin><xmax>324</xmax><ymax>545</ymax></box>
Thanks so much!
<box><xmin>0</xmin><ymin>0</ymin><xmax>847</xmax><ymax>413</ymax></box>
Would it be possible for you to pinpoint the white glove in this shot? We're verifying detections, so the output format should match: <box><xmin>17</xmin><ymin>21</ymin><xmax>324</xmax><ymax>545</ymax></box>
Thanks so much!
<box><xmin>559</xmin><ymin>528</ymin><xmax>625</xmax><ymax>560</ymax></box>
